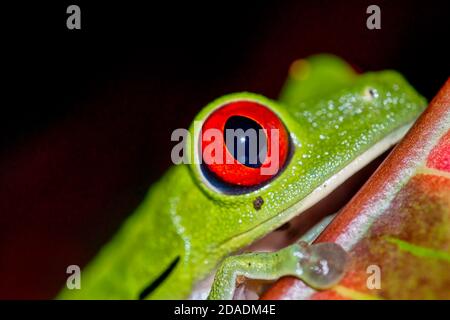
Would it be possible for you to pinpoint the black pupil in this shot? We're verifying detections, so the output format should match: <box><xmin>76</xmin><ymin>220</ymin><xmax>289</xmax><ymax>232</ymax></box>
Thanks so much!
<box><xmin>224</xmin><ymin>116</ymin><xmax>267</xmax><ymax>168</ymax></box>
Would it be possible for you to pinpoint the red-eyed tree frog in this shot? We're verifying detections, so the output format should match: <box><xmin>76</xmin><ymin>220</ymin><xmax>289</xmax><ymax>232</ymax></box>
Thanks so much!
<box><xmin>59</xmin><ymin>54</ymin><xmax>426</xmax><ymax>300</ymax></box>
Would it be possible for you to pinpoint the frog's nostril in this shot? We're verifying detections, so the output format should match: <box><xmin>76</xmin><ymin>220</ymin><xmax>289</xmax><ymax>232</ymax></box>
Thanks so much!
<box><xmin>364</xmin><ymin>87</ymin><xmax>379</xmax><ymax>100</ymax></box>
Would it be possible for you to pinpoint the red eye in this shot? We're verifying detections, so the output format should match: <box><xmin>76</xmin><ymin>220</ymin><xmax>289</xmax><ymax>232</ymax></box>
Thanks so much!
<box><xmin>201</xmin><ymin>100</ymin><xmax>289</xmax><ymax>187</ymax></box>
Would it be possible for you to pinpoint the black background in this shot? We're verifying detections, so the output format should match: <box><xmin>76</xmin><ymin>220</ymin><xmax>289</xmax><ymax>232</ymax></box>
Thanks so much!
<box><xmin>1</xmin><ymin>0</ymin><xmax>449</xmax><ymax>299</ymax></box>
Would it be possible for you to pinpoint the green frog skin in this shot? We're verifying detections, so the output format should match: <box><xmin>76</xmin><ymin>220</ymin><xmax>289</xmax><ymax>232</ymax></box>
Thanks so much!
<box><xmin>59</xmin><ymin>55</ymin><xmax>426</xmax><ymax>300</ymax></box>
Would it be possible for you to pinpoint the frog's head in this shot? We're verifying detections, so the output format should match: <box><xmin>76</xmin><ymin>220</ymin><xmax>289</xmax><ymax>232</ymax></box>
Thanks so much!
<box><xmin>183</xmin><ymin>69</ymin><xmax>426</xmax><ymax>260</ymax></box>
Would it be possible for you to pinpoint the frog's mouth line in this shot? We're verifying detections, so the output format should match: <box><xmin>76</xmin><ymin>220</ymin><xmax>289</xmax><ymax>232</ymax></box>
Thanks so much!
<box><xmin>221</xmin><ymin>122</ymin><xmax>414</xmax><ymax>252</ymax></box>
<box><xmin>189</xmin><ymin>121</ymin><xmax>414</xmax><ymax>300</ymax></box>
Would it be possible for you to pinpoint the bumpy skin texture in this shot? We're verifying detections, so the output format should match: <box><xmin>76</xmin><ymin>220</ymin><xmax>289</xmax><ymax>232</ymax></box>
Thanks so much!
<box><xmin>59</xmin><ymin>55</ymin><xmax>426</xmax><ymax>299</ymax></box>
<box><xmin>261</xmin><ymin>78</ymin><xmax>450</xmax><ymax>300</ymax></box>
<box><xmin>279</xmin><ymin>54</ymin><xmax>357</xmax><ymax>107</ymax></box>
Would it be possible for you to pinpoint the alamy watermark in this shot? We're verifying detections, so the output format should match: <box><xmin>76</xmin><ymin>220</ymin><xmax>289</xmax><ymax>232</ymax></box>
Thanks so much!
<box><xmin>66</xmin><ymin>5</ymin><xmax>81</xmax><ymax>30</ymax></box>
<box><xmin>366</xmin><ymin>5</ymin><xmax>381</xmax><ymax>30</ymax></box>
<box><xmin>366</xmin><ymin>264</ymin><xmax>381</xmax><ymax>289</ymax></box>
<box><xmin>171</xmin><ymin>121</ymin><xmax>282</xmax><ymax>175</ymax></box>
<box><xmin>65</xmin><ymin>5</ymin><xmax>380</xmax><ymax>31</ymax></box>
<box><xmin>66</xmin><ymin>265</ymin><xmax>81</xmax><ymax>290</ymax></box>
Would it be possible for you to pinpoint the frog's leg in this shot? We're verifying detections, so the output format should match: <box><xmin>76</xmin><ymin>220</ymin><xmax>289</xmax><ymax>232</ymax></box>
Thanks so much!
<box><xmin>207</xmin><ymin>241</ymin><xmax>348</xmax><ymax>300</ymax></box>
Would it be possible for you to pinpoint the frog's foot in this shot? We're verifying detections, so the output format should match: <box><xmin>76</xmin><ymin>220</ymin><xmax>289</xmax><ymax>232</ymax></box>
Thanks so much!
<box><xmin>207</xmin><ymin>241</ymin><xmax>348</xmax><ymax>300</ymax></box>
